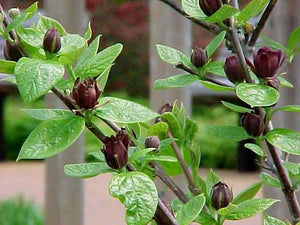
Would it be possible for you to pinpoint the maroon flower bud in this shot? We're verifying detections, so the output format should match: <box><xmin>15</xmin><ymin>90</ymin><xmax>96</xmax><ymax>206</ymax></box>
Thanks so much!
<box><xmin>71</xmin><ymin>77</ymin><xmax>101</xmax><ymax>109</ymax></box>
<box><xmin>264</xmin><ymin>76</ymin><xmax>280</xmax><ymax>90</ymax></box>
<box><xmin>212</xmin><ymin>182</ymin><xmax>233</xmax><ymax>210</ymax></box>
<box><xmin>101</xmin><ymin>128</ymin><xmax>129</xmax><ymax>169</ymax></box>
<box><xmin>199</xmin><ymin>0</ymin><xmax>222</xmax><ymax>17</ymax></box>
<box><xmin>249</xmin><ymin>47</ymin><xmax>285</xmax><ymax>78</ymax></box>
<box><xmin>145</xmin><ymin>136</ymin><xmax>160</xmax><ymax>150</ymax></box>
<box><xmin>3</xmin><ymin>40</ymin><xmax>22</xmax><ymax>62</ymax></box>
<box><xmin>241</xmin><ymin>112</ymin><xmax>264</xmax><ymax>137</ymax></box>
<box><xmin>224</xmin><ymin>55</ymin><xmax>245</xmax><ymax>84</ymax></box>
<box><xmin>191</xmin><ymin>47</ymin><xmax>208</xmax><ymax>68</ymax></box>
<box><xmin>43</xmin><ymin>27</ymin><xmax>61</xmax><ymax>53</ymax></box>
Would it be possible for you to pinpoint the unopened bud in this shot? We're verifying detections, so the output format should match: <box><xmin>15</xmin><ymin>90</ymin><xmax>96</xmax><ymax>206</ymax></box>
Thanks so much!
<box><xmin>264</xmin><ymin>77</ymin><xmax>280</xmax><ymax>90</ymax></box>
<box><xmin>199</xmin><ymin>0</ymin><xmax>222</xmax><ymax>16</ymax></box>
<box><xmin>43</xmin><ymin>27</ymin><xmax>61</xmax><ymax>53</ymax></box>
<box><xmin>224</xmin><ymin>55</ymin><xmax>245</xmax><ymax>84</ymax></box>
<box><xmin>212</xmin><ymin>182</ymin><xmax>233</xmax><ymax>210</ymax></box>
<box><xmin>3</xmin><ymin>40</ymin><xmax>22</xmax><ymax>62</ymax></box>
<box><xmin>241</xmin><ymin>112</ymin><xmax>264</xmax><ymax>137</ymax></box>
<box><xmin>244</xmin><ymin>22</ymin><xmax>254</xmax><ymax>34</ymax></box>
<box><xmin>145</xmin><ymin>136</ymin><xmax>160</xmax><ymax>150</ymax></box>
<box><xmin>8</xmin><ymin>8</ymin><xmax>20</xmax><ymax>19</ymax></box>
<box><xmin>191</xmin><ymin>47</ymin><xmax>208</xmax><ymax>68</ymax></box>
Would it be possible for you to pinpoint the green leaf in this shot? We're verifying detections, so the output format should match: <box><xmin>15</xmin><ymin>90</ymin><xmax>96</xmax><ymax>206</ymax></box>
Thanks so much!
<box><xmin>206</xmin><ymin>5</ymin><xmax>239</xmax><ymax>23</ymax></box>
<box><xmin>148</xmin><ymin>122</ymin><xmax>169</xmax><ymax>140</ymax></box>
<box><xmin>147</xmin><ymin>155</ymin><xmax>177</xmax><ymax>163</ymax></box>
<box><xmin>288</xmin><ymin>26</ymin><xmax>300</xmax><ymax>50</ymax></box>
<box><xmin>260</xmin><ymin>172</ymin><xmax>281</xmax><ymax>188</ymax></box>
<box><xmin>225</xmin><ymin>198</ymin><xmax>279</xmax><ymax>220</ymax></box>
<box><xmin>14</xmin><ymin>58</ymin><xmax>65</xmax><ymax>103</ymax></box>
<box><xmin>161</xmin><ymin>112</ymin><xmax>183</xmax><ymax>141</ymax></box>
<box><xmin>95</xmin><ymin>97</ymin><xmax>159</xmax><ymax>123</ymax></box>
<box><xmin>74</xmin><ymin>43</ymin><xmax>123</xmax><ymax>78</ymax></box>
<box><xmin>129</xmin><ymin>148</ymin><xmax>154</xmax><ymax>162</ymax></box>
<box><xmin>233</xmin><ymin>182</ymin><xmax>263</xmax><ymax>204</ymax></box>
<box><xmin>236</xmin><ymin>83</ymin><xmax>280</xmax><ymax>107</ymax></box>
<box><xmin>182</xmin><ymin>0</ymin><xmax>206</xmax><ymax>20</ymax></box>
<box><xmin>17</xmin><ymin>26</ymin><xmax>43</xmax><ymax>49</ymax></box>
<box><xmin>200</xmin><ymin>80</ymin><xmax>235</xmax><ymax>92</ymax></box>
<box><xmin>109</xmin><ymin>172</ymin><xmax>158</xmax><ymax>225</ymax></box>
<box><xmin>6</xmin><ymin>2</ymin><xmax>38</xmax><ymax>32</ymax></box>
<box><xmin>274</xmin><ymin>105</ymin><xmax>300</xmax><ymax>114</ymax></box>
<box><xmin>22</xmin><ymin>109</ymin><xmax>74</xmax><ymax>120</ymax></box>
<box><xmin>203</xmin><ymin>61</ymin><xmax>226</xmax><ymax>77</ymax></box>
<box><xmin>221</xmin><ymin>101</ymin><xmax>253</xmax><ymax>113</ymax></box>
<box><xmin>84</xmin><ymin>22</ymin><xmax>92</xmax><ymax>41</ymax></box>
<box><xmin>195</xmin><ymin>212</ymin><xmax>216</xmax><ymax>225</ymax></box>
<box><xmin>263</xmin><ymin>214</ymin><xmax>286</xmax><ymax>225</ymax></box>
<box><xmin>58</xmin><ymin>34</ymin><xmax>87</xmax><ymax>64</ymax></box>
<box><xmin>266</xmin><ymin>128</ymin><xmax>300</xmax><ymax>155</ymax></box>
<box><xmin>0</xmin><ymin>59</ymin><xmax>16</xmax><ymax>74</ymax></box>
<box><xmin>208</xmin><ymin>126</ymin><xmax>250</xmax><ymax>141</ymax></box>
<box><xmin>156</xmin><ymin>44</ymin><xmax>190</xmax><ymax>67</ymax></box>
<box><xmin>244</xmin><ymin>143</ymin><xmax>264</xmax><ymax>157</ymax></box>
<box><xmin>218</xmin><ymin>203</ymin><xmax>238</xmax><ymax>216</ymax></box>
<box><xmin>64</xmin><ymin>162</ymin><xmax>112</xmax><ymax>178</ymax></box>
<box><xmin>17</xmin><ymin>116</ymin><xmax>85</xmax><ymax>160</ymax></box>
<box><xmin>97</xmin><ymin>65</ymin><xmax>113</xmax><ymax>91</ymax></box>
<box><xmin>88</xmin><ymin>151</ymin><xmax>105</xmax><ymax>162</ymax></box>
<box><xmin>206</xmin><ymin>169</ymin><xmax>220</xmax><ymax>197</ymax></box>
<box><xmin>154</xmin><ymin>74</ymin><xmax>198</xmax><ymax>89</ymax></box>
<box><xmin>237</xmin><ymin>0</ymin><xmax>269</xmax><ymax>23</ymax></box>
<box><xmin>283</xmin><ymin>162</ymin><xmax>300</xmax><ymax>175</ymax></box>
<box><xmin>36</xmin><ymin>15</ymin><xmax>67</xmax><ymax>36</ymax></box>
<box><xmin>278</xmin><ymin>76</ymin><xmax>294</xmax><ymax>88</ymax></box>
<box><xmin>206</xmin><ymin>31</ymin><xmax>226</xmax><ymax>57</ymax></box>
<box><xmin>176</xmin><ymin>194</ymin><xmax>206</xmax><ymax>225</ymax></box>
<box><xmin>261</xmin><ymin>35</ymin><xmax>286</xmax><ymax>52</ymax></box>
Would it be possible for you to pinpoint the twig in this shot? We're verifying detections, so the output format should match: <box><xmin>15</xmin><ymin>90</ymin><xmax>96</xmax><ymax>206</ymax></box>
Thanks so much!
<box><xmin>156</xmin><ymin>199</ymin><xmax>179</xmax><ymax>225</ymax></box>
<box><xmin>168</xmin><ymin>132</ymin><xmax>200</xmax><ymax>195</ymax></box>
<box><xmin>157</xmin><ymin>0</ymin><xmax>222</xmax><ymax>35</ymax></box>
<box><xmin>249</xmin><ymin>0</ymin><xmax>277</xmax><ymax>47</ymax></box>
<box><xmin>150</xmin><ymin>162</ymin><xmax>188</xmax><ymax>203</ymax></box>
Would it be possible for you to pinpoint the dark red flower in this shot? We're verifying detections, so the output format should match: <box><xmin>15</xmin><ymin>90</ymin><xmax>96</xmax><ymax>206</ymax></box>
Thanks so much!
<box><xmin>43</xmin><ymin>27</ymin><xmax>61</xmax><ymax>53</ymax></box>
<box><xmin>241</xmin><ymin>112</ymin><xmax>264</xmax><ymax>137</ymax></box>
<box><xmin>71</xmin><ymin>77</ymin><xmax>101</xmax><ymax>109</ymax></box>
<box><xmin>191</xmin><ymin>47</ymin><xmax>208</xmax><ymax>68</ymax></box>
<box><xmin>224</xmin><ymin>55</ymin><xmax>245</xmax><ymax>84</ymax></box>
<box><xmin>199</xmin><ymin>0</ymin><xmax>222</xmax><ymax>16</ymax></box>
<box><xmin>3</xmin><ymin>40</ymin><xmax>22</xmax><ymax>62</ymax></box>
<box><xmin>101</xmin><ymin>128</ymin><xmax>129</xmax><ymax>169</ymax></box>
<box><xmin>249</xmin><ymin>47</ymin><xmax>285</xmax><ymax>78</ymax></box>
<box><xmin>212</xmin><ymin>182</ymin><xmax>233</xmax><ymax>210</ymax></box>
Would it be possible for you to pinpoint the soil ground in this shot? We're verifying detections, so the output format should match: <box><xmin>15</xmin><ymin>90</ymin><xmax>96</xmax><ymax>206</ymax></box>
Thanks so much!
<box><xmin>0</xmin><ymin>162</ymin><xmax>262</xmax><ymax>225</ymax></box>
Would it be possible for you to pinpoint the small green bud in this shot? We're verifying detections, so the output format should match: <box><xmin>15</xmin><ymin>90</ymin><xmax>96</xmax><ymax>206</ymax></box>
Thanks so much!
<box><xmin>8</xmin><ymin>8</ymin><xmax>20</xmax><ymax>19</ymax></box>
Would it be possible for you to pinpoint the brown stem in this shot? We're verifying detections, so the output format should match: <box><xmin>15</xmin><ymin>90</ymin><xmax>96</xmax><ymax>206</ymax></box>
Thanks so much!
<box><xmin>249</xmin><ymin>0</ymin><xmax>278</xmax><ymax>47</ymax></box>
<box><xmin>157</xmin><ymin>0</ymin><xmax>222</xmax><ymax>35</ymax></box>
<box><xmin>168</xmin><ymin>132</ymin><xmax>200</xmax><ymax>195</ymax></box>
<box><xmin>156</xmin><ymin>199</ymin><xmax>179</xmax><ymax>225</ymax></box>
<box><xmin>150</xmin><ymin>162</ymin><xmax>188</xmax><ymax>203</ymax></box>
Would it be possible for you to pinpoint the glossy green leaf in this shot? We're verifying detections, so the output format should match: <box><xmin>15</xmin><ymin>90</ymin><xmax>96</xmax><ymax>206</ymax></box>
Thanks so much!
<box><xmin>233</xmin><ymin>182</ymin><xmax>263</xmax><ymax>204</ymax></box>
<box><xmin>206</xmin><ymin>5</ymin><xmax>239</xmax><ymax>23</ymax></box>
<box><xmin>17</xmin><ymin>26</ymin><xmax>43</xmax><ymax>49</ymax></box>
<box><xmin>148</xmin><ymin>122</ymin><xmax>169</xmax><ymax>140</ymax></box>
<box><xmin>195</xmin><ymin>212</ymin><xmax>216</xmax><ymax>225</ymax></box>
<box><xmin>260</xmin><ymin>172</ymin><xmax>281</xmax><ymax>188</ymax></box>
<box><xmin>147</xmin><ymin>155</ymin><xmax>177</xmax><ymax>163</ymax></box>
<box><xmin>97</xmin><ymin>64</ymin><xmax>113</xmax><ymax>91</ymax></box>
<box><xmin>203</xmin><ymin>61</ymin><xmax>226</xmax><ymax>77</ymax></box>
<box><xmin>36</xmin><ymin>15</ymin><xmax>67</xmax><ymax>36</ymax></box>
<box><xmin>17</xmin><ymin>116</ymin><xmax>85</xmax><ymax>160</ymax></box>
<box><xmin>161</xmin><ymin>112</ymin><xmax>183</xmax><ymax>141</ymax></box>
<box><xmin>225</xmin><ymin>198</ymin><xmax>279</xmax><ymax>220</ymax></box>
<box><xmin>14</xmin><ymin>58</ymin><xmax>64</xmax><ymax>103</ymax></box>
<box><xmin>283</xmin><ymin>162</ymin><xmax>300</xmax><ymax>175</ymax></box>
<box><xmin>6</xmin><ymin>2</ymin><xmax>38</xmax><ymax>32</ymax></box>
<box><xmin>156</xmin><ymin>44</ymin><xmax>190</xmax><ymax>67</ymax></box>
<box><xmin>182</xmin><ymin>0</ymin><xmax>206</xmax><ymax>20</ymax></box>
<box><xmin>0</xmin><ymin>59</ymin><xmax>16</xmax><ymax>74</ymax></box>
<box><xmin>278</xmin><ymin>76</ymin><xmax>294</xmax><ymax>88</ymax></box>
<box><xmin>88</xmin><ymin>151</ymin><xmax>105</xmax><ymax>162</ymax></box>
<box><xmin>218</xmin><ymin>203</ymin><xmax>238</xmax><ymax>216</ymax></box>
<box><xmin>236</xmin><ymin>83</ymin><xmax>280</xmax><ymax>107</ymax></box>
<box><xmin>237</xmin><ymin>0</ymin><xmax>269</xmax><ymax>23</ymax></box>
<box><xmin>206</xmin><ymin>169</ymin><xmax>220</xmax><ymax>197</ymax></box>
<box><xmin>159</xmin><ymin>138</ymin><xmax>177</xmax><ymax>151</ymax></box>
<box><xmin>266</xmin><ymin>128</ymin><xmax>300</xmax><ymax>155</ymax></box>
<box><xmin>274</xmin><ymin>105</ymin><xmax>300</xmax><ymax>114</ymax></box>
<box><xmin>109</xmin><ymin>172</ymin><xmax>158</xmax><ymax>225</ymax></box>
<box><xmin>261</xmin><ymin>35</ymin><xmax>286</xmax><ymax>52</ymax></box>
<box><xmin>74</xmin><ymin>43</ymin><xmax>122</xmax><ymax>78</ymax></box>
<box><xmin>129</xmin><ymin>148</ymin><xmax>154</xmax><ymax>162</ymax></box>
<box><xmin>23</xmin><ymin>109</ymin><xmax>74</xmax><ymax>120</ymax></box>
<box><xmin>84</xmin><ymin>22</ymin><xmax>92</xmax><ymax>41</ymax></box>
<box><xmin>288</xmin><ymin>26</ymin><xmax>300</xmax><ymax>50</ymax></box>
<box><xmin>206</xmin><ymin>31</ymin><xmax>226</xmax><ymax>57</ymax></box>
<box><xmin>58</xmin><ymin>34</ymin><xmax>87</xmax><ymax>64</ymax></box>
<box><xmin>200</xmin><ymin>80</ymin><xmax>235</xmax><ymax>92</ymax></box>
<box><xmin>221</xmin><ymin>101</ymin><xmax>253</xmax><ymax>113</ymax></box>
<box><xmin>154</xmin><ymin>74</ymin><xmax>198</xmax><ymax>89</ymax></box>
<box><xmin>263</xmin><ymin>214</ymin><xmax>286</xmax><ymax>225</ymax></box>
<box><xmin>245</xmin><ymin>143</ymin><xmax>264</xmax><ymax>157</ymax></box>
<box><xmin>176</xmin><ymin>194</ymin><xmax>206</xmax><ymax>225</ymax></box>
<box><xmin>64</xmin><ymin>162</ymin><xmax>112</xmax><ymax>178</ymax></box>
<box><xmin>209</xmin><ymin>126</ymin><xmax>250</xmax><ymax>141</ymax></box>
<box><xmin>95</xmin><ymin>97</ymin><xmax>159</xmax><ymax>123</ymax></box>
